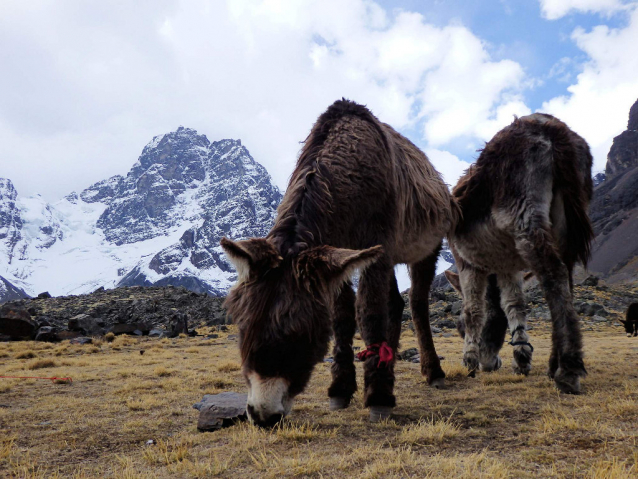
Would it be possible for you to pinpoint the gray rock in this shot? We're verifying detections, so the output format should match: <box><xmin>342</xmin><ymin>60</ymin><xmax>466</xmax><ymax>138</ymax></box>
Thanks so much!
<box><xmin>70</xmin><ymin>336</ymin><xmax>93</xmax><ymax>345</ymax></box>
<box><xmin>592</xmin><ymin>315</ymin><xmax>608</xmax><ymax>322</ymax></box>
<box><xmin>193</xmin><ymin>392</ymin><xmax>248</xmax><ymax>431</ymax></box>
<box><xmin>37</xmin><ymin>292</ymin><xmax>52</xmax><ymax>299</ymax></box>
<box><xmin>68</xmin><ymin>314</ymin><xmax>105</xmax><ymax>336</ymax></box>
<box><xmin>148</xmin><ymin>328</ymin><xmax>164</xmax><ymax>337</ymax></box>
<box><xmin>431</xmin><ymin>326</ymin><xmax>442</xmax><ymax>334</ymax></box>
<box><xmin>451</xmin><ymin>301</ymin><xmax>463</xmax><ymax>316</ymax></box>
<box><xmin>582</xmin><ymin>275</ymin><xmax>599</xmax><ymax>287</ymax></box>
<box><xmin>436</xmin><ymin>319</ymin><xmax>456</xmax><ymax>329</ymax></box>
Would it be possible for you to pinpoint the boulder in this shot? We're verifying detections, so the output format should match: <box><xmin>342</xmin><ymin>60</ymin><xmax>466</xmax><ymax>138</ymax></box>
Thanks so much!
<box><xmin>582</xmin><ymin>275</ymin><xmax>599</xmax><ymax>287</ymax></box>
<box><xmin>0</xmin><ymin>305</ymin><xmax>38</xmax><ymax>338</ymax></box>
<box><xmin>148</xmin><ymin>328</ymin><xmax>164</xmax><ymax>337</ymax></box>
<box><xmin>193</xmin><ymin>392</ymin><xmax>248</xmax><ymax>431</ymax></box>
<box><xmin>37</xmin><ymin>291</ymin><xmax>52</xmax><ymax>299</ymax></box>
<box><xmin>451</xmin><ymin>301</ymin><xmax>463</xmax><ymax>316</ymax></box>
<box><xmin>70</xmin><ymin>337</ymin><xmax>93</xmax><ymax>345</ymax></box>
<box><xmin>68</xmin><ymin>314</ymin><xmax>105</xmax><ymax>336</ymax></box>
<box><xmin>34</xmin><ymin>326</ymin><xmax>58</xmax><ymax>342</ymax></box>
<box><xmin>168</xmin><ymin>312</ymin><xmax>189</xmax><ymax>337</ymax></box>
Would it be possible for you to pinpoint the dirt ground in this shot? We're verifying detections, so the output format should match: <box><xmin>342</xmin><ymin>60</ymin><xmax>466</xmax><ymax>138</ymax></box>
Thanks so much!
<box><xmin>1</xmin><ymin>319</ymin><xmax>637</xmax><ymax>478</ymax></box>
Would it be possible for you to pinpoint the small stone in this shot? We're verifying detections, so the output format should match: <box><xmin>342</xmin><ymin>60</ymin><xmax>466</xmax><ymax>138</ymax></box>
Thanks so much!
<box><xmin>592</xmin><ymin>315</ymin><xmax>607</xmax><ymax>322</ymax></box>
<box><xmin>400</xmin><ymin>347</ymin><xmax>418</xmax><ymax>361</ymax></box>
<box><xmin>146</xmin><ymin>439</ymin><xmax>156</xmax><ymax>445</ymax></box>
<box><xmin>194</xmin><ymin>392</ymin><xmax>248</xmax><ymax>431</ymax></box>
<box><xmin>70</xmin><ymin>337</ymin><xmax>93</xmax><ymax>345</ymax></box>
<box><xmin>431</xmin><ymin>326</ymin><xmax>442</xmax><ymax>334</ymax></box>
<box><xmin>206</xmin><ymin>333</ymin><xmax>219</xmax><ymax>339</ymax></box>
<box><xmin>437</xmin><ymin>319</ymin><xmax>456</xmax><ymax>329</ymax></box>
<box><xmin>324</xmin><ymin>357</ymin><xmax>334</xmax><ymax>363</ymax></box>
<box><xmin>133</xmin><ymin>329</ymin><xmax>143</xmax><ymax>336</ymax></box>
<box><xmin>227</xmin><ymin>334</ymin><xmax>238</xmax><ymax>340</ymax></box>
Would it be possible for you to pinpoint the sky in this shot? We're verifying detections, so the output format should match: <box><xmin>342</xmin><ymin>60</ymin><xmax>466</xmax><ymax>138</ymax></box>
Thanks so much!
<box><xmin>1</xmin><ymin>0</ymin><xmax>637</xmax><ymax>202</ymax></box>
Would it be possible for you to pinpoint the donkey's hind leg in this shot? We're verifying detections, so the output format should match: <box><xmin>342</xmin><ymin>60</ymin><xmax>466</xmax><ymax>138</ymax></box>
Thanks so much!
<box><xmin>409</xmin><ymin>251</ymin><xmax>446</xmax><ymax>387</ymax></box>
<box><xmin>328</xmin><ymin>282</ymin><xmax>357</xmax><ymax>411</ymax></box>
<box><xmin>498</xmin><ymin>272</ymin><xmax>533</xmax><ymax>375</ymax></box>
<box><xmin>458</xmin><ymin>266</ymin><xmax>489</xmax><ymax>376</ymax></box>
<box><xmin>478</xmin><ymin>274</ymin><xmax>508</xmax><ymax>372</ymax></box>
<box><xmin>356</xmin><ymin>256</ymin><xmax>395</xmax><ymax>420</ymax></box>
<box><xmin>516</xmin><ymin>226</ymin><xmax>586</xmax><ymax>393</ymax></box>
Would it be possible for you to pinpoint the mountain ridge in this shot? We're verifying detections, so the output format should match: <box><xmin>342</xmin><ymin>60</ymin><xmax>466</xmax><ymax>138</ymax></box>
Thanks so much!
<box><xmin>0</xmin><ymin>127</ymin><xmax>282</xmax><ymax>301</ymax></box>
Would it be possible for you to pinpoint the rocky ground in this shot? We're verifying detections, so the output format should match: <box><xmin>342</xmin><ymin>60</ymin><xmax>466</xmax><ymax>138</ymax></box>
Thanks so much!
<box><xmin>0</xmin><ymin>286</ymin><xmax>227</xmax><ymax>341</ymax></box>
<box><xmin>1</xmin><ymin>274</ymin><xmax>635</xmax><ymax>348</ymax></box>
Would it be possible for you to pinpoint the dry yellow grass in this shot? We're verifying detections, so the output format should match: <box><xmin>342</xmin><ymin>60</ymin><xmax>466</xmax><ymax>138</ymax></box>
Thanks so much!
<box><xmin>0</xmin><ymin>322</ymin><xmax>637</xmax><ymax>478</ymax></box>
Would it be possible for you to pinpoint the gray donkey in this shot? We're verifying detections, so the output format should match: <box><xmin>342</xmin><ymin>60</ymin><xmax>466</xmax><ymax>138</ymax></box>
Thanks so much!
<box><xmin>446</xmin><ymin>113</ymin><xmax>594</xmax><ymax>394</ymax></box>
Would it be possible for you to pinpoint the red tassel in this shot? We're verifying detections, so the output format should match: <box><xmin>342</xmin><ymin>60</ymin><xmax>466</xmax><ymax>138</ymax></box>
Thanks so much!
<box><xmin>356</xmin><ymin>342</ymin><xmax>394</xmax><ymax>368</ymax></box>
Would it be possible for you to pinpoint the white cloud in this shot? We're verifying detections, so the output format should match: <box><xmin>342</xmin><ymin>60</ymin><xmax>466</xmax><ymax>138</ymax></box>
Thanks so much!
<box><xmin>539</xmin><ymin>0</ymin><xmax>631</xmax><ymax>19</ymax></box>
<box><xmin>542</xmin><ymin>5</ymin><xmax>638</xmax><ymax>173</ymax></box>
<box><xmin>425</xmin><ymin>149</ymin><xmax>471</xmax><ymax>188</ymax></box>
<box><xmin>0</xmin><ymin>0</ymin><xmax>528</xmax><ymax>200</ymax></box>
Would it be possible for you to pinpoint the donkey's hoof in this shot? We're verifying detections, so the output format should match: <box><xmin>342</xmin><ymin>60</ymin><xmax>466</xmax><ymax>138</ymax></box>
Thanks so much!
<box><xmin>429</xmin><ymin>377</ymin><xmax>445</xmax><ymax>389</ymax></box>
<box><xmin>463</xmin><ymin>351</ymin><xmax>479</xmax><ymax>373</ymax></box>
<box><xmin>480</xmin><ymin>355</ymin><xmax>502</xmax><ymax>372</ymax></box>
<box><xmin>329</xmin><ymin>397</ymin><xmax>350</xmax><ymax>411</ymax></box>
<box><xmin>513</xmin><ymin>345</ymin><xmax>533</xmax><ymax>376</ymax></box>
<box><xmin>369</xmin><ymin>406</ymin><xmax>393</xmax><ymax>422</ymax></box>
<box><xmin>554</xmin><ymin>369</ymin><xmax>582</xmax><ymax>394</ymax></box>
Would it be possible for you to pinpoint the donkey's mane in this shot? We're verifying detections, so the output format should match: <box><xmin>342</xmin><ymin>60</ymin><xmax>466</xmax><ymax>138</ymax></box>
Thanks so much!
<box><xmin>268</xmin><ymin>99</ymin><xmax>390</xmax><ymax>256</ymax></box>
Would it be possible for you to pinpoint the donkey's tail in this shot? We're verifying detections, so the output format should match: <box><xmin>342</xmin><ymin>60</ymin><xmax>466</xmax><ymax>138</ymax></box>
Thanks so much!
<box><xmin>542</xmin><ymin>119</ymin><xmax>594</xmax><ymax>268</ymax></box>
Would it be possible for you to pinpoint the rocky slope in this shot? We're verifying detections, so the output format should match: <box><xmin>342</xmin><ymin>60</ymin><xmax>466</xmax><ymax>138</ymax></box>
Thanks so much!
<box><xmin>589</xmin><ymin>98</ymin><xmax>638</xmax><ymax>283</ymax></box>
<box><xmin>0</xmin><ymin>127</ymin><xmax>282</xmax><ymax>302</ymax></box>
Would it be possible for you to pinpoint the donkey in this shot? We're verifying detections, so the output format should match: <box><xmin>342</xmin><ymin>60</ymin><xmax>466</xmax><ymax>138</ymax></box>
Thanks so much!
<box><xmin>221</xmin><ymin>99</ymin><xmax>458</xmax><ymax>425</ymax></box>
<box><xmin>445</xmin><ymin>113</ymin><xmax>594</xmax><ymax>394</ymax></box>
<box><xmin>621</xmin><ymin>303</ymin><xmax>638</xmax><ymax>337</ymax></box>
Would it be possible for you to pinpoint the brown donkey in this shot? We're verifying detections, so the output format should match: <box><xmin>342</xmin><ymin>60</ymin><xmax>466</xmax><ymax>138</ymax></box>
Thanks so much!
<box><xmin>446</xmin><ymin>113</ymin><xmax>594</xmax><ymax>394</ymax></box>
<box><xmin>221</xmin><ymin>99</ymin><xmax>457</xmax><ymax>425</ymax></box>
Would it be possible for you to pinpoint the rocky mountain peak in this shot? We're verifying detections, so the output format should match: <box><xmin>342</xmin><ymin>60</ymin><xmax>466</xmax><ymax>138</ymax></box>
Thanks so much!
<box><xmin>628</xmin><ymin>98</ymin><xmax>638</xmax><ymax>131</ymax></box>
<box><xmin>0</xmin><ymin>178</ymin><xmax>23</xmax><ymax>262</ymax></box>
<box><xmin>605</xmin><ymin>98</ymin><xmax>638</xmax><ymax>178</ymax></box>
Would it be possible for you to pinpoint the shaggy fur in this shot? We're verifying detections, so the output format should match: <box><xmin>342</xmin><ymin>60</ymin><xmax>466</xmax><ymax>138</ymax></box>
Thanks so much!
<box><xmin>621</xmin><ymin>303</ymin><xmax>638</xmax><ymax>337</ymax></box>
<box><xmin>447</xmin><ymin>113</ymin><xmax>594</xmax><ymax>394</ymax></box>
<box><xmin>222</xmin><ymin>99</ymin><xmax>457</xmax><ymax>424</ymax></box>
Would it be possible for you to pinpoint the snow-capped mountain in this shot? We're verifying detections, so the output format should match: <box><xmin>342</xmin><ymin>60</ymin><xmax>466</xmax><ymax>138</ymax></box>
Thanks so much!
<box><xmin>0</xmin><ymin>127</ymin><xmax>282</xmax><ymax>300</ymax></box>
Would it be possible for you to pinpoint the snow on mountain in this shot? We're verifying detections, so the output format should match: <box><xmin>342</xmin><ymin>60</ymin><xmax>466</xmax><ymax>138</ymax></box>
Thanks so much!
<box><xmin>0</xmin><ymin>127</ymin><xmax>282</xmax><ymax>300</ymax></box>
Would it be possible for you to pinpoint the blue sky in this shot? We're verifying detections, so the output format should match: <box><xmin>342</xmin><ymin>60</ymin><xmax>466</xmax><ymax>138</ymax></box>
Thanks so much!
<box><xmin>1</xmin><ymin>0</ymin><xmax>637</xmax><ymax>199</ymax></box>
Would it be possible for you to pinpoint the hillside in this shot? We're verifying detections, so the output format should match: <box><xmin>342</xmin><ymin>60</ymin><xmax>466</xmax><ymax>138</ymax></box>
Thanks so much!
<box><xmin>589</xmin><ymin>98</ymin><xmax>638</xmax><ymax>283</ymax></box>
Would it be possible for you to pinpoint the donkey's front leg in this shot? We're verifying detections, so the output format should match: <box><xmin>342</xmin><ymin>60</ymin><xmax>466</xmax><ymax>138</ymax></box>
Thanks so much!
<box><xmin>458</xmin><ymin>267</ymin><xmax>488</xmax><ymax>376</ymax></box>
<box><xmin>356</xmin><ymin>257</ymin><xmax>395</xmax><ymax>422</ymax></box>
<box><xmin>328</xmin><ymin>282</ymin><xmax>357</xmax><ymax>411</ymax></box>
<box><xmin>498</xmin><ymin>273</ymin><xmax>533</xmax><ymax>375</ymax></box>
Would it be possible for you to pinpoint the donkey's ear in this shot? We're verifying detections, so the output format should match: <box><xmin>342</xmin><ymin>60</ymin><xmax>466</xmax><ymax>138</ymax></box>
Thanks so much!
<box><xmin>297</xmin><ymin>245</ymin><xmax>384</xmax><ymax>286</ymax></box>
<box><xmin>220</xmin><ymin>237</ymin><xmax>282</xmax><ymax>282</ymax></box>
<box><xmin>444</xmin><ymin>270</ymin><xmax>462</xmax><ymax>295</ymax></box>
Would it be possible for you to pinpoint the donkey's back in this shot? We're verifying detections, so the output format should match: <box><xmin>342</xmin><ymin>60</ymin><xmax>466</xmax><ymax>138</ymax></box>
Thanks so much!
<box><xmin>452</xmin><ymin>113</ymin><xmax>593</xmax><ymax>275</ymax></box>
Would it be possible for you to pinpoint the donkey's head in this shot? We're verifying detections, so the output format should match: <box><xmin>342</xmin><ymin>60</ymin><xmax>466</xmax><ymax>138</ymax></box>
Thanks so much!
<box><xmin>221</xmin><ymin>237</ymin><xmax>383</xmax><ymax>427</ymax></box>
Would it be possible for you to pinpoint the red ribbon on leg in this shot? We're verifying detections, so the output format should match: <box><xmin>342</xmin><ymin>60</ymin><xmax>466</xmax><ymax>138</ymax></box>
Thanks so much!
<box><xmin>356</xmin><ymin>342</ymin><xmax>394</xmax><ymax>368</ymax></box>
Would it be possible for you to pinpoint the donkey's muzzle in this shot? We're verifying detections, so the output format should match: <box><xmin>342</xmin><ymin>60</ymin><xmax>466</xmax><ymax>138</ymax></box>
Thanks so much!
<box><xmin>247</xmin><ymin>404</ymin><xmax>284</xmax><ymax>428</ymax></box>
